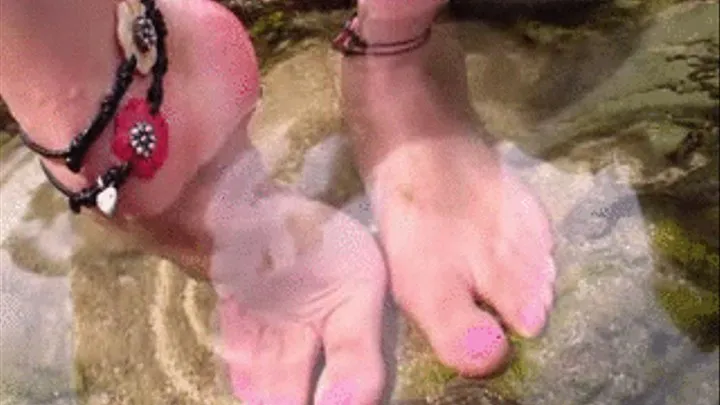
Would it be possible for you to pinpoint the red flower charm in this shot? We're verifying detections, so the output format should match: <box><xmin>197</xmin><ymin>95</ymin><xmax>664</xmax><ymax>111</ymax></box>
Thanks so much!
<box><xmin>112</xmin><ymin>98</ymin><xmax>169</xmax><ymax>179</ymax></box>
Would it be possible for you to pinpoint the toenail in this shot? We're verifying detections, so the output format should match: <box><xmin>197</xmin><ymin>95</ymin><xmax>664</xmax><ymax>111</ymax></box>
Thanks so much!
<box><xmin>520</xmin><ymin>303</ymin><xmax>546</xmax><ymax>336</ymax></box>
<box><xmin>463</xmin><ymin>325</ymin><xmax>505</xmax><ymax>359</ymax></box>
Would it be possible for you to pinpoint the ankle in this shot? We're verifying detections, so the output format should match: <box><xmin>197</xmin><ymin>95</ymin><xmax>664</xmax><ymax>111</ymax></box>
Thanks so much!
<box><xmin>0</xmin><ymin>0</ymin><xmax>119</xmax><ymax>148</ymax></box>
<box><xmin>356</xmin><ymin>0</ymin><xmax>446</xmax><ymax>43</ymax></box>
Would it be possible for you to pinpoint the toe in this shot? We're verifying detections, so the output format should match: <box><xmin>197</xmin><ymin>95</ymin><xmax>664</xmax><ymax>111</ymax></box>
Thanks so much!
<box><xmin>315</xmin><ymin>287</ymin><xmax>386</xmax><ymax>405</ymax></box>
<box><xmin>216</xmin><ymin>297</ymin><xmax>258</xmax><ymax>395</ymax></box>
<box><xmin>486</xmin><ymin>173</ymin><xmax>556</xmax><ymax>338</ymax></box>
<box><xmin>475</xmin><ymin>253</ymin><xmax>554</xmax><ymax>339</ymax></box>
<box><xmin>495</xmin><ymin>172</ymin><xmax>557</xmax><ymax>293</ymax></box>
<box><xmin>395</xmin><ymin>276</ymin><xmax>510</xmax><ymax>377</ymax></box>
<box><xmin>217</xmin><ymin>298</ymin><xmax>320</xmax><ymax>404</ymax></box>
<box><xmin>500</xmin><ymin>168</ymin><xmax>554</xmax><ymax>254</ymax></box>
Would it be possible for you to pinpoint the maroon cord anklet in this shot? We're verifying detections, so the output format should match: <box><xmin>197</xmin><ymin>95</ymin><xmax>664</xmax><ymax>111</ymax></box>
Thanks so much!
<box><xmin>332</xmin><ymin>11</ymin><xmax>432</xmax><ymax>56</ymax></box>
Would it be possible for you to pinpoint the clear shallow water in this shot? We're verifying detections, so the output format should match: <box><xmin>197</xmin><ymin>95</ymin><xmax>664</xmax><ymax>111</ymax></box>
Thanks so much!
<box><xmin>1</xmin><ymin>1</ymin><xmax>718</xmax><ymax>404</ymax></box>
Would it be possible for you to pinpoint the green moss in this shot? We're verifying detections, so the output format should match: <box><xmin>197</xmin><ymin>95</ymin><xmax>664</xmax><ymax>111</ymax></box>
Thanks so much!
<box><xmin>249</xmin><ymin>10</ymin><xmax>291</xmax><ymax>42</ymax></box>
<box><xmin>402</xmin><ymin>356</ymin><xmax>457</xmax><ymax>399</ymax></box>
<box><xmin>650</xmin><ymin>218</ymin><xmax>720</xmax><ymax>291</ymax></box>
<box><xmin>486</xmin><ymin>334</ymin><xmax>541</xmax><ymax>399</ymax></box>
<box><xmin>245</xmin><ymin>7</ymin><xmax>321</xmax><ymax>73</ymax></box>
<box><xmin>654</xmin><ymin>277</ymin><xmax>719</xmax><ymax>351</ymax></box>
<box><xmin>238</xmin><ymin>3</ymin><xmax>349</xmax><ymax>73</ymax></box>
<box><xmin>397</xmin><ymin>323</ymin><xmax>457</xmax><ymax>399</ymax></box>
<box><xmin>648</xmin><ymin>213</ymin><xmax>719</xmax><ymax>351</ymax></box>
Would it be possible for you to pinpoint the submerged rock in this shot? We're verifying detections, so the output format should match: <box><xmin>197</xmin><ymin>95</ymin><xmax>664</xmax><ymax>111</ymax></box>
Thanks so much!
<box><xmin>530</xmin><ymin>1</ymin><xmax>719</xmax><ymax>206</ymax></box>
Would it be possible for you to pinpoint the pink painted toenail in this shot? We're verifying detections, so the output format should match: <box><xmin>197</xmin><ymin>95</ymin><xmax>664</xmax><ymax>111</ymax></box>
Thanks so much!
<box><xmin>520</xmin><ymin>303</ymin><xmax>546</xmax><ymax>336</ymax></box>
<box><xmin>463</xmin><ymin>325</ymin><xmax>505</xmax><ymax>359</ymax></box>
<box><xmin>318</xmin><ymin>381</ymin><xmax>355</xmax><ymax>405</ymax></box>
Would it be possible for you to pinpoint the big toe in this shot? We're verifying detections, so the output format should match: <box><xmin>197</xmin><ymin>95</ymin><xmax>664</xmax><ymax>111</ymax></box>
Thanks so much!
<box><xmin>396</xmin><ymin>278</ymin><xmax>510</xmax><ymax>377</ymax></box>
<box><xmin>217</xmin><ymin>297</ymin><xmax>320</xmax><ymax>404</ymax></box>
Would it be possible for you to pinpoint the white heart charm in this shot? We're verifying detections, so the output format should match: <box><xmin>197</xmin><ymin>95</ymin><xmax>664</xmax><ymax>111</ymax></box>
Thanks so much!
<box><xmin>96</xmin><ymin>186</ymin><xmax>118</xmax><ymax>217</ymax></box>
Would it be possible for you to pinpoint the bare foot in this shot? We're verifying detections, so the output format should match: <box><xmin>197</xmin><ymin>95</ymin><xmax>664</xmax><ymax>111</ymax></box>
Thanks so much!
<box><xmin>210</xmin><ymin>188</ymin><xmax>387</xmax><ymax>405</ymax></box>
<box><xmin>1</xmin><ymin>0</ymin><xmax>387</xmax><ymax>402</ymax></box>
<box><xmin>341</xmin><ymin>6</ymin><xmax>556</xmax><ymax>376</ymax></box>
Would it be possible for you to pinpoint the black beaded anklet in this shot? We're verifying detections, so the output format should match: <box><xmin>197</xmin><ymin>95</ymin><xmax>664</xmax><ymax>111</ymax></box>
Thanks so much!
<box><xmin>332</xmin><ymin>12</ymin><xmax>432</xmax><ymax>56</ymax></box>
<box><xmin>22</xmin><ymin>0</ymin><xmax>170</xmax><ymax>217</ymax></box>
<box><xmin>40</xmin><ymin>161</ymin><xmax>131</xmax><ymax>215</ymax></box>
<box><xmin>19</xmin><ymin>0</ymin><xmax>168</xmax><ymax>174</ymax></box>
<box><xmin>19</xmin><ymin>57</ymin><xmax>137</xmax><ymax>173</ymax></box>
<box><xmin>141</xmin><ymin>0</ymin><xmax>169</xmax><ymax>114</ymax></box>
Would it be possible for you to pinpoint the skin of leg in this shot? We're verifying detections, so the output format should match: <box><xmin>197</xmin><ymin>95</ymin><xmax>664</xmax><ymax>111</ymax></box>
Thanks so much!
<box><xmin>1</xmin><ymin>0</ymin><xmax>388</xmax><ymax>403</ymax></box>
<box><xmin>341</xmin><ymin>0</ymin><xmax>557</xmax><ymax>376</ymax></box>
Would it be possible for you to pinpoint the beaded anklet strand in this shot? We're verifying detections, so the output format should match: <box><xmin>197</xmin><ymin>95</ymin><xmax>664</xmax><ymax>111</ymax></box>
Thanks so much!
<box><xmin>19</xmin><ymin>58</ymin><xmax>137</xmax><ymax>172</ymax></box>
<box><xmin>19</xmin><ymin>0</ymin><xmax>169</xmax><ymax>217</ymax></box>
<box><xmin>39</xmin><ymin>160</ymin><xmax>131</xmax><ymax>215</ymax></box>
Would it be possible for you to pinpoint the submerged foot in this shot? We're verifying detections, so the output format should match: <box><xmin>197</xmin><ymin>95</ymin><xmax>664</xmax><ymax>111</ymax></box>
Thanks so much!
<box><xmin>210</xmin><ymin>192</ymin><xmax>387</xmax><ymax>405</ymax></box>
<box><xmin>371</xmin><ymin>134</ymin><xmax>555</xmax><ymax>375</ymax></box>
<box><xmin>134</xmin><ymin>2</ymin><xmax>390</xmax><ymax>402</ymax></box>
<box><xmin>342</xmin><ymin>14</ymin><xmax>556</xmax><ymax>376</ymax></box>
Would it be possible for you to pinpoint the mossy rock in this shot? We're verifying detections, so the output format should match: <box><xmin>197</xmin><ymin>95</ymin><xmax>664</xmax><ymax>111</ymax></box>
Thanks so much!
<box><xmin>482</xmin><ymin>336</ymin><xmax>542</xmax><ymax>400</ymax></box>
<box><xmin>651</xmin><ymin>219</ymin><xmax>719</xmax><ymax>277</ymax></box>
<box><xmin>643</xmin><ymin>189</ymin><xmax>718</xmax><ymax>352</ymax></box>
<box><xmin>523</xmin><ymin>1</ymin><xmax>720</xmax><ymax>208</ymax></box>
<box><xmin>395</xmin><ymin>322</ymin><xmax>457</xmax><ymax>401</ymax></box>
<box><xmin>216</xmin><ymin>0</ymin><xmax>351</xmax><ymax>73</ymax></box>
<box><xmin>645</xmin><ymin>202</ymin><xmax>720</xmax><ymax>290</ymax></box>
<box><xmin>653</xmin><ymin>276</ymin><xmax>719</xmax><ymax>351</ymax></box>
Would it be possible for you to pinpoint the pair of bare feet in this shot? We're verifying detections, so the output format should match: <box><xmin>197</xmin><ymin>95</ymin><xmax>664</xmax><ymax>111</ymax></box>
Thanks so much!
<box><xmin>0</xmin><ymin>0</ymin><xmax>555</xmax><ymax>403</ymax></box>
